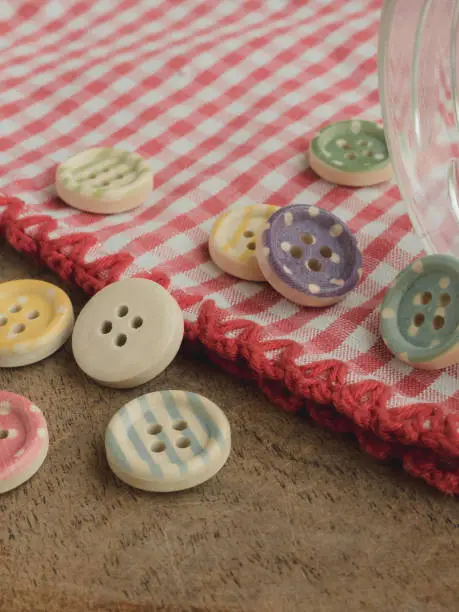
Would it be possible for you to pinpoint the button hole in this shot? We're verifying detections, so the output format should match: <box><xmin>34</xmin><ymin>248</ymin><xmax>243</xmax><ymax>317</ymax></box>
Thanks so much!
<box><xmin>439</xmin><ymin>293</ymin><xmax>451</xmax><ymax>307</ymax></box>
<box><xmin>413</xmin><ymin>313</ymin><xmax>425</xmax><ymax>327</ymax></box>
<box><xmin>346</xmin><ymin>152</ymin><xmax>356</xmax><ymax>160</ymax></box>
<box><xmin>246</xmin><ymin>241</ymin><xmax>256</xmax><ymax>251</ymax></box>
<box><xmin>27</xmin><ymin>310</ymin><xmax>40</xmax><ymax>320</ymax></box>
<box><xmin>89</xmin><ymin>173</ymin><xmax>97</xmax><ymax>179</ymax></box>
<box><xmin>421</xmin><ymin>292</ymin><xmax>432</xmax><ymax>305</ymax></box>
<box><xmin>9</xmin><ymin>304</ymin><xmax>22</xmax><ymax>313</ymax></box>
<box><xmin>151</xmin><ymin>441</ymin><xmax>166</xmax><ymax>453</ymax></box>
<box><xmin>243</xmin><ymin>230</ymin><xmax>254</xmax><ymax>238</ymax></box>
<box><xmin>172</xmin><ymin>420</ymin><xmax>188</xmax><ymax>431</ymax></box>
<box><xmin>319</xmin><ymin>246</ymin><xmax>333</xmax><ymax>259</ymax></box>
<box><xmin>115</xmin><ymin>333</ymin><xmax>127</xmax><ymax>347</ymax></box>
<box><xmin>148</xmin><ymin>424</ymin><xmax>162</xmax><ymax>435</ymax></box>
<box><xmin>101</xmin><ymin>321</ymin><xmax>112</xmax><ymax>334</ymax></box>
<box><xmin>176</xmin><ymin>437</ymin><xmax>191</xmax><ymax>449</ymax></box>
<box><xmin>0</xmin><ymin>315</ymin><xmax>7</xmax><ymax>327</ymax></box>
<box><xmin>12</xmin><ymin>323</ymin><xmax>25</xmax><ymax>335</ymax></box>
<box><xmin>131</xmin><ymin>316</ymin><xmax>143</xmax><ymax>329</ymax></box>
<box><xmin>0</xmin><ymin>430</ymin><xmax>8</xmax><ymax>439</ymax></box>
<box><xmin>301</xmin><ymin>233</ymin><xmax>315</xmax><ymax>245</ymax></box>
<box><xmin>117</xmin><ymin>305</ymin><xmax>129</xmax><ymax>317</ymax></box>
<box><xmin>357</xmin><ymin>140</ymin><xmax>369</xmax><ymax>146</ymax></box>
<box><xmin>433</xmin><ymin>315</ymin><xmax>445</xmax><ymax>330</ymax></box>
<box><xmin>102</xmin><ymin>181</ymin><xmax>110</xmax><ymax>186</ymax></box>
<box><xmin>290</xmin><ymin>245</ymin><xmax>303</xmax><ymax>259</ymax></box>
<box><xmin>307</xmin><ymin>258</ymin><xmax>321</xmax><ymax>272</ymax></box>
<box><xmin>116</xmin><ymin>174</ymin><xmax>125</xmax><ymax>179</ymax></box>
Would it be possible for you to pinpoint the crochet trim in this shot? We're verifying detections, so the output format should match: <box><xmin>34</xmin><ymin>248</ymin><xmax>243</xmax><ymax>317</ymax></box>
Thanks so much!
<box><xmin>1</xmin><ymin>195</ymin><xmax>458</xmax><ymax>494</ymax></box>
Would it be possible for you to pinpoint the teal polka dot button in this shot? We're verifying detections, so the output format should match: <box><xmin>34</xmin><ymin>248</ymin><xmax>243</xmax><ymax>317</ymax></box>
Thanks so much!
<box><xmin>309</xmin><ymin>120</ymin><xmax>393</xmax><ymax>187</ymax></box>
<box><xmin>380</xmin><ymin>255</ymin><xmax>459</xmax><ymax>370</ymax></box>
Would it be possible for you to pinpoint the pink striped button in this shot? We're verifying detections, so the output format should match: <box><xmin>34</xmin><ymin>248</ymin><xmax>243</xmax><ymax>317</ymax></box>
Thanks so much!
<box><xmin>0</xmin><ymin>391</ymin><xmax>49</xmax><ymax>494</ymax></box>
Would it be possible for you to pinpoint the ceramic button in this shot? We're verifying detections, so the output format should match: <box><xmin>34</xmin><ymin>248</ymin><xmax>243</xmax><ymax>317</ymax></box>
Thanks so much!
<box><xmin>209</xmin><ymin>204</ymin><xmax>279</xmax><ymax>281</ymax></box>
<box><xmin>0</xmin><ymin>280</ymin><xmax>74</xmax><ymax>367</ymax></box>
<box><xmin>72</xmin><ymin>279</ymin><xmax>184</xmax><ymax>388</ymax></box>
<box><xmin>380</xmin><ymin>255</ymin><xmax>459</xmax><ymax>370</ymax></box>
<box><xmin>105</xmin><ymin>390</ymin><xmax>231</xmax><ymax>492</ymax></box>
<box><xmin>255</xmin><ymin>204</ymin><xmax>362</xmax><ymax>307</ymax></box>
<box><xmin>0</xmin><ymin>392</ymin><xmax>49</xmax><ymax>494</ymax></box>
<box><xmin>56</xmin><ymin>147</ymin><xmax>153</xmax><ymax>214</ymax></box>
<box><xmin>308</xmin><ymin>120</ymin><xmax>393</xmax><ymax>187</ymax></box>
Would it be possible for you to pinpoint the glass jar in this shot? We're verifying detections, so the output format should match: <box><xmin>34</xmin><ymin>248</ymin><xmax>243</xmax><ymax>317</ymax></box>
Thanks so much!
<box><xmin>379</xmin><ymin>0</ymin><xmax>459</xmax><ymax>256</ymax></box>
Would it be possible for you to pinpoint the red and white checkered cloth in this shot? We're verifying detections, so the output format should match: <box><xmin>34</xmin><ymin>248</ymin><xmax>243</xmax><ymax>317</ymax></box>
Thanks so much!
<box><xmin>1</xmin><ymin>0</ymin><xmax>459</xmax><ymax>492</ymax></box>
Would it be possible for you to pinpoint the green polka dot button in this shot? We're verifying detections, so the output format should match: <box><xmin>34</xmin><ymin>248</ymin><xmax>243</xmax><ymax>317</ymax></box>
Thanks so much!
<box><xmin>309</xmin><ymin>119</ymin><xmax>393</xmax><ymax>187</ymax></box>
<box><xmin>380</xmin><ymin>255</ymin><xmax>459</xmax><ymax>370</ymax></box>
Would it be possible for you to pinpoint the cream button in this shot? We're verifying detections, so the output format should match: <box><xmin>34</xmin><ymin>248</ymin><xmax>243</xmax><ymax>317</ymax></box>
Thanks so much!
<box><xmin>105</xmin><ymin>390</ymin><xmax>231</xmax><ymax>492</ymax></box>
<box><xmin>56</xmin><ymin>147</ymin><xmax>153</xmax><ymax>214</ymax></box>
<box><xmin>0</xmin><ymin>391</ymin><xmax>49</xmax><ymax>494</ymax></box>
<box><xmin>209</xmin><ymin>204</ymin><xmax>279</xmax><ymax>281</ymax></box>
<box><xmin>0</xmin><ymin>280</ymin><xmax>74</xmax><ymax>367</ymax></box>
<box><xmin>72</xmin><ymin>279</ymin><xmax>184</xmax><ymax>388</ymax></box>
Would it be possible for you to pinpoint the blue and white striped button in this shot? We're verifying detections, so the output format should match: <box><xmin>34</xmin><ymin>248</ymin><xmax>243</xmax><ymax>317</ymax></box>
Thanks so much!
<box><xmin>105</xmin><ymin>390</ymin><xmax>231</xmax><ymax>492</ymax></box>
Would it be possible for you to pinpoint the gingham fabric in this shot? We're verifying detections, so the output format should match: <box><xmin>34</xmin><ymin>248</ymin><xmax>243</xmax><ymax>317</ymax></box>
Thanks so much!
<box><xmin>2</xmin><ymin>0</ymin><xmax>459</xmax><ymax>491</ymax></box>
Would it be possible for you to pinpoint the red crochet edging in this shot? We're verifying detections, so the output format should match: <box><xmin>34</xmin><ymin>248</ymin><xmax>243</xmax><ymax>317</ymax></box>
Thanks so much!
<box><xmin>2</xmin><ymin>196</ymin><xmax>459</xmax><ymax>494</ymax></box>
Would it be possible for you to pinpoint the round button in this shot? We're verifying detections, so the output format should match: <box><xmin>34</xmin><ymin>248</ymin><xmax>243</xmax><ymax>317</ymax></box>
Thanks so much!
<box><xmin>56</xmin><ymin>147</ymin><xmax>153</xmax><ymax>214</ymax></box>
<box><xmin>380</xmin><ymin>255</ymin><xmax>459</xmax><ymax>370</ymax></box>
<box><xmin>0</xmin><ymin>392</ymin><xmax>49</xmax><ymax>494</ymax></box>
<box><xmin>72</xmin><ymin>279</ymin><xmax>184</xmax><ymax>388</ymax></box>
<box><xmin>308</xmin><ymin>120</ymin><xmax>393</xmax><ymax>187</ymax></box>
<box><xmin>255</xmin><ymin>204</ymin><xmax>362</xmax><ymax>307</ymax></box>
<box><xmin>105</xmin><ymin>390</ymin><xmax>231</xmax><ymax>492</ymax></box>
<box><xmin>0</xmin><ymin>280</ymin><xmax>74</xmax><ymax>367</ymax></box>
<box><xmin>209</xmin><ymin>204</ymin><xmax>279</xmax><ymax>281</ymax></box>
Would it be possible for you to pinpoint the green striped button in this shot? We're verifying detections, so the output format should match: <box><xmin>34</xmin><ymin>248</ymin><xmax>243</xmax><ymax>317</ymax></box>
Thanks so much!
<box><xmin>56</xmin><ymin>147</ymin><xmax>153</xmax><ymax>214</ymax></box>
<box><xmin>380</xmin><ymin>255</ymin><xmax>459</xmax><ymax>370</ymax></box>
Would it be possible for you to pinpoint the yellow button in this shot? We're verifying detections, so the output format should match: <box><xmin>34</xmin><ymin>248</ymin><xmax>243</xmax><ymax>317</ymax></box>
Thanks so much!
<box><xmin>0</xmin><ymin>280</ymin><xmax>74</xmax><ymax>367</ymax></box>
<box><xmin>209</xmin><ymin>204</ymin><xmax>279</xmax><ymax>281</ymax></box>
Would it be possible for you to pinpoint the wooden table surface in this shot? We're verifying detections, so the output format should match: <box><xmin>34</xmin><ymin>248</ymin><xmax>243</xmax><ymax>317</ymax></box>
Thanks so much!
<box><xmin>0</xmin><ymin>242</ymin><xmax>458</xmax><ymax>612</ymax></box>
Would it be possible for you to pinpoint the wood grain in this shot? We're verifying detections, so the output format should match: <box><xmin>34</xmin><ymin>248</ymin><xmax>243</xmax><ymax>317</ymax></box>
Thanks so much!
<box><xmin>0</xmin><ymin>242</ymin><xmax>458</xmax><ymax>612</ymax></box>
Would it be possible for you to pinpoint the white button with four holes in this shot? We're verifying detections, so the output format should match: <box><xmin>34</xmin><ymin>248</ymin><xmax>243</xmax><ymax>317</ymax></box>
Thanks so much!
<box><xmin>105</xmin><ymin>390</ymin><xmax>231</xmax><ymax>492</ymax></box>
<box><xmin>72</xmin><ymin>279</ymin><xmax>184</xmax><ymax>388</ymax></box>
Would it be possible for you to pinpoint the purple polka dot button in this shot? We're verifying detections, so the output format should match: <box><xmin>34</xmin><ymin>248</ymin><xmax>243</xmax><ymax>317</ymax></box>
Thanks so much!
<box><xmin>255</xmin><ymin>204</ymin><xmax>363</xmax><ymax>307</ymax></box>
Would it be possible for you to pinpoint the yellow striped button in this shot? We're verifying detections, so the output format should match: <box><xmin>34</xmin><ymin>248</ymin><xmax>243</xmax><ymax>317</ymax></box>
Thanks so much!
<box><xmin>209</xmin><ymin>204</ymin><xmax>279</xmax><ymax>281</ymax></box>
<box><xmin>0</xmin><ymin>280</ymin><xmax>74</xmax><ymax>367</ymax></box>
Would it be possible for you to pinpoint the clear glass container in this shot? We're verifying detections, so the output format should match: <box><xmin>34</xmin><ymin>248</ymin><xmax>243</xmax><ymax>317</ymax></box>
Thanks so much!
<box><xmin>379</xmin><ymin>0</ymin><xmax>459</xmax><ymax>256</ymax></box>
